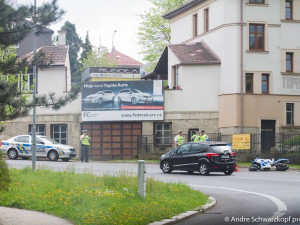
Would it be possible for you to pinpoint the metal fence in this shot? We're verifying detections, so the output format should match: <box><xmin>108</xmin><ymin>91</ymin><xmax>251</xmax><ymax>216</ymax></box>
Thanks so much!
<box><xmin>137</xmin><ymin>133</ymin><xmax>300</xmax><ymax>155</ymax></box>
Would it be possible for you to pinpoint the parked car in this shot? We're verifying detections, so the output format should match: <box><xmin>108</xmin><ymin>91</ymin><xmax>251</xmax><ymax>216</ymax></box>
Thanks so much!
<box><xmin>83</xmin><ymin>90</ymin><xmax>115</xmax><ymax>104</ymax></box>
<box><xmin>0</xmin><ymin>134</ymin><xmax>76</xmax><ymax>161</ymax></box>
<box><xmin>160</xmin><ymin>142</ymin><xmax>237</xmax><ymax>175</ymax></box>
<box><xmin>117</xmin><ymin>89</ymin><xmax>153</xmax><ymax>105</ymax></box>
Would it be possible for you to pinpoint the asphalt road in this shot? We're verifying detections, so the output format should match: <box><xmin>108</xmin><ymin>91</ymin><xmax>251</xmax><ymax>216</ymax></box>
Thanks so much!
<box><xmin>5</xmin><ymin>160</ymin><xmax>300</xmax><ymax>225</ymax></box>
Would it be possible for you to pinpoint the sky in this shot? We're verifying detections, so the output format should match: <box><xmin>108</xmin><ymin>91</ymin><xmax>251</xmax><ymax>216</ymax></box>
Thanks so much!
<box><xmin>17</xmin><ymin>0</ymin><xmax>153</xmax><ymax>63</ymax></box>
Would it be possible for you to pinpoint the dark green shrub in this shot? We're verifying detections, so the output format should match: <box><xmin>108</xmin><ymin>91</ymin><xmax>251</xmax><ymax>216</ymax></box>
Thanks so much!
<box><xmin>285</xmin><ymin>135</ymin><xmax>300</xmax><ymax>146</ymax></box>
<box><xmin>0</xmin><ymin>152</ymin><xmax>11</xmax><ymax>191</ymax></box>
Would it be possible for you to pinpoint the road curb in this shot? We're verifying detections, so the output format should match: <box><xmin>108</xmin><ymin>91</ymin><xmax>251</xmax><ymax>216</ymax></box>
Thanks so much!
<box><xmin>149</xmin><ymin>196</ymin><xmax>216</xmax><ymax>225</ymax></box>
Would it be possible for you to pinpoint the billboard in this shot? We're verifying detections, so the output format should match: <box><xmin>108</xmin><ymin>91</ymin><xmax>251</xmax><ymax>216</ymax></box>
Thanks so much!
<box><xmin>81</xmin><ymin>81</ymin><xmax>164</xmax><ymax>121</ymax></box>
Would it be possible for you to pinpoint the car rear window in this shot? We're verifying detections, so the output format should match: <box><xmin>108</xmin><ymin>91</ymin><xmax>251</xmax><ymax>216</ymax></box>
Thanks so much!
<box><xmin>210</xmin><ymin>145</ymin><xmax>232</xmax><ymax>153</ymax></box>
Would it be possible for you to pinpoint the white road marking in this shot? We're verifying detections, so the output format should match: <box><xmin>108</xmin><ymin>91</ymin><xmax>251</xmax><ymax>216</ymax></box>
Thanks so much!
<box><xmin>190</xmin><ymin>185</ymin><xmax>287</xmax><ymax>225</ymax></box>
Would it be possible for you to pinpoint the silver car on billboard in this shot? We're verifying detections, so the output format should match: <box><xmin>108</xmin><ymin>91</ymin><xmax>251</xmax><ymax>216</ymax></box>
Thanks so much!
<box><xmin>0</xmin><ymin>135</ymin><xmax>76</xmax><ymax>161</ymax></box>
<box><xmin>83</xmin><ymin>90</ymin><xmax>115</xmax><ymax>104</ymax></box>
<box><xmin>117</xmin><ymin>89</ymin><xmax>153</xmax><ymax>105</ymax></box>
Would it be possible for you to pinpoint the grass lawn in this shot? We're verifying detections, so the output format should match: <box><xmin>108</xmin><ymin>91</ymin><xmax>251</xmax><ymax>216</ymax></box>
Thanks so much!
<box><xmin>0</xmin><ymin>168</ymin><xmax>207</xmax><ymax>225</ymax></box>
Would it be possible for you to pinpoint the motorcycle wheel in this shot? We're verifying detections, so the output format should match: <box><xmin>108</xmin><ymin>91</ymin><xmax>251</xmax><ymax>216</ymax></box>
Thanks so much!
<box><xmin>276</xmin><ymin>164</ymin><xmax>289</xmax><ymax>171</ymax></box>
<box><xmin>249</xmin><ymin>164</ymin><xmax>258</xmax><ymax>171</ymax></box>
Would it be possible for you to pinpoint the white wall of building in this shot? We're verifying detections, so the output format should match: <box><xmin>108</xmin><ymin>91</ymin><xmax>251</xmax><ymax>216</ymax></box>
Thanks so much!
<box><xmin>38</xmin><ymin>66</ymin><xmax>67</xmax><ymax>95</ymax></box>
<box><xmin>165</xmin><ymin>64</ymin><xmax>220</xmax><ymax>112</ymax></box>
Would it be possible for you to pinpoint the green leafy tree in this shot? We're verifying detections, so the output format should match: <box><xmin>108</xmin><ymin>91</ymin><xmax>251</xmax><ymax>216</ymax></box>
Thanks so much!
<box><xmin>81</xmin><ymin>46</ymin><xmax>116</xmax><ymax>71</ymax></box>
<box><xmin>138</xmin><ymin>0</ymin><xmax>189</xmax><ymax>72</ymax></box>
<box><xmin>61</xmin><ymin>21</ymin><xmax>82</xmax><ymax>83</ymax></box>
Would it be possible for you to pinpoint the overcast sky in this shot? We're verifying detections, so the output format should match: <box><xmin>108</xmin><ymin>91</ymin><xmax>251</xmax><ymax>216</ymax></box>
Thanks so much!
<box><xmin>17</xmin><ymin>0</ymin><xmax>153</xmax><ymax>63</ymax></box>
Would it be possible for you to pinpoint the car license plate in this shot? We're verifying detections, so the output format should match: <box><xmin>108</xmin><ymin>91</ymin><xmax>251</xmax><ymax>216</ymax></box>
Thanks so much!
<box><xmin>221</xmin><ymin>155</ymin><xmax>230</xmax><ymax>159</ymax></box>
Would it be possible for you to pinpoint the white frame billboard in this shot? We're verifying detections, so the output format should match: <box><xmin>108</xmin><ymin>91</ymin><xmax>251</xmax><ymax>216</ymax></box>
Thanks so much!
<box><xmin>81</xmin><ymin>81</ymin><xmax>164</xmax><ymax>121</ymax></box>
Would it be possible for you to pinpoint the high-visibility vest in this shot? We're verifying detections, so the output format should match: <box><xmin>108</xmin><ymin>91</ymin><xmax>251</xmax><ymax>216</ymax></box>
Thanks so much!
<box><xmin>81</xmin><ymin>135</ymin><xmax>90</xmax><ymax>146</ymax></box>
<box><xmin>200</xmin><ymin>134</ymin><xmax>208</xmax><ymax>141</ymax></box>
<box><xmin>192</xmin><ymin>134</ymin><xmax>201</xmax><ymax>142</ymax></box>
<box><xmin>176</xmin><ymin>135</ymin><xmax>184</xmax><ymax>146</ymax></box>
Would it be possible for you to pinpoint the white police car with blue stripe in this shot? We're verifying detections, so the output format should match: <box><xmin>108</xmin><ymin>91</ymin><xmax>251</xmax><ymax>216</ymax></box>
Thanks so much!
<box><xmin>0</xmin><ymin>135</ymin><xmax>76</xmax><ymax>161</ymax></box>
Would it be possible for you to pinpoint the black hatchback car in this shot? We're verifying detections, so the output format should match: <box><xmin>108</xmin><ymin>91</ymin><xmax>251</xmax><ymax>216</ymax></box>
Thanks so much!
<box><xmin>160</xmin><ymin>142</ymin><xmax>237</xmax><ymax>175</ymax></box>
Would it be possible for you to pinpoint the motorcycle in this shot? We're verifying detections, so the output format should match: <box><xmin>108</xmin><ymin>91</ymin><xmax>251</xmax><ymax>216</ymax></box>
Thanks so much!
<box><xmin>249</xmin><ymin>156</ymin><xmax>289</xmax><ymax>171</ymax></box>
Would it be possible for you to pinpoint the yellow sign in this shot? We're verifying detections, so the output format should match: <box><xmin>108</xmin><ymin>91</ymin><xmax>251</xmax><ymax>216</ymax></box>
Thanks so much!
<box><xmin>232</xmin><ymin>134</ymin><xmax>251</xmax><ymax>150</ymax></box>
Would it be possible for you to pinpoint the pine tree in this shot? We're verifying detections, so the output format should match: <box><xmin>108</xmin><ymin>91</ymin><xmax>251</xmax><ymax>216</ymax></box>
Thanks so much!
<box><xmin>61</xmin><ymin>21</ymin><xmax>82</xmax><ymax>83</ymax></box>
<box><xmin>0</xmin><ymin>0</ymin><xmax>79</xmax><ymax>129</ymax></box>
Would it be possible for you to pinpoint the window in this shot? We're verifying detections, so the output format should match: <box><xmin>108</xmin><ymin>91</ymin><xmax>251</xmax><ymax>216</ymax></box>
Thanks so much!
<box><xmin>29</xmin><ymin>124</ymin><xmax>46</xmax><ymax>136</ymax></box>
<box><xmin>204</xmin><ymin>8</ymin><xmax>209</xmax><ymax>33</ymax></box>
<box><xmin>262</xmin><ymin>74</ymin><xmax>269</xmax><ymax>94</ymax></box>
<box><xmin>193</xmin><ymin>13</ymin><xmax>198</xmax><ymax>37</ymax></box>
<box><xmin>155</xmin><ymin>123</ymin><xmax>171</xmax><ymax>145</ymax></box>
<box><xmin>191</xmin><ymin>143</ymin><xmax>207</xmax><ymax>153</ymax></box>
<box><xmin>286</xmin><ymin>52</ymin><xmax>293</xmax><ymax>72</ymax></box>
<box><xmin>246</xmin><ymin>73</ymin><xmax>254</xmax><ymax>93</ymax></box>
<box><xmin>14</xmin><ymin>136</ymin><xmax>29</xmax><ymax>143</ymax></box>
<box><xmin>51</xmin><ymin>124</ymin><xmax>68</xmax><ymax>144</ymax></box>
<box><xmin>285</xmin><ymin>0</ymin><xmax>293</xmax><ymax>20</ymax></box>
<box><xmin>249</xmin><ymin>0</ymin><xmax>264</xmax><ymax>3</ymax></box>
<box><xmin>177</xmin><ymin>143</ymin><xmax>191</xmax><ymax>154</ymax></box>
<box><xmin>286</xmin><ymin>103</ymin><xmax>294</xmax><ymax>126</ymax></box>
<box><xmin>249</xmin><ymin>24</ymin><xmax>264</xmax><ymax>51</ymax></box>
<box><xmin>172</xmin><ymin>66</ymin><xmax>178</xmax><ymax>88</ymax></box>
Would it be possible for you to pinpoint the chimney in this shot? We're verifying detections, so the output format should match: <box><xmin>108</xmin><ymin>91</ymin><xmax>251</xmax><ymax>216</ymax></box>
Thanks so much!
<box><xmin>57</xmin><ymin>30</ymin><xmax>67</xmax><ymax>46</ymax></box>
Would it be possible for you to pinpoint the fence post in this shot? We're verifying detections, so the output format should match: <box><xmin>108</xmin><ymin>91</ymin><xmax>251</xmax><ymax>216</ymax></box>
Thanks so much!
<box><xmin>138</xmin><ymin>160</ymin><xmax>146</xmax><ymax>198</ymax></box>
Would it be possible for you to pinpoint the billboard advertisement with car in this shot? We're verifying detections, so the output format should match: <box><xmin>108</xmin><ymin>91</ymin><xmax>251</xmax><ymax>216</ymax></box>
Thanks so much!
<box><xmin>82</xmin><ymin>81</ymin><xmax>164</xmax><ymax>121</ymax></box>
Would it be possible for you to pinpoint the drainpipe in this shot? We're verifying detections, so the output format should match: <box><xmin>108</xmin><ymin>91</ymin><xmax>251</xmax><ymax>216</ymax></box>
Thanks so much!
<box><xmin>240</xmin><ymin>0</ymin><xmax>244</xmax><ymax>134</ymax></box>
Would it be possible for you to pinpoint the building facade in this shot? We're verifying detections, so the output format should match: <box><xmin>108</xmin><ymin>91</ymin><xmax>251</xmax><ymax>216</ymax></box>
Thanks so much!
<box><xmin>143</xmin><ymin>0</ymin><xmax>300</xmax><ymax>152</ymax></box>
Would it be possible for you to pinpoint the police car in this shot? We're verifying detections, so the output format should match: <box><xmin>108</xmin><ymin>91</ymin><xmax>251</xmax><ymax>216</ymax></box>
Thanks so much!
<box><xmin>0</xmin><ymin>134</ymin><xmax>76</xmax><ymax>161</ymax></box>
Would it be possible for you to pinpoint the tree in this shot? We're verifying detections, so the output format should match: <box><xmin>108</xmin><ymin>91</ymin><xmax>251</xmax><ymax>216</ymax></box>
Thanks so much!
<box><xmin>61</xmin><ymin>21</ymin><xmax>82</xmax><ymax>83</ymax></box>
<box><xmin>81</xmin><ymin>46</ymin><xmax>116</xmax><ymax>71</ymax></box>
<box><xmin>0</xmin><ymin>0</ymin><xmax>79</xmax><ymax>129</ymax></box>
<box><xmin>80</xmin><ymin>31</ymin><xmax>93</xmax><ymax>63</ymax></box>
<box><xmin>138</xmin><ymin>0</ymin><xmax>189</xmax><ymax>72</ymax></box>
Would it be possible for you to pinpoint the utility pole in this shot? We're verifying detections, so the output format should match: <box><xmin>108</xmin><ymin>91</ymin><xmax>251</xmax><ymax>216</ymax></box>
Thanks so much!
<box><xmin>111</xmin><ymin>30</ymin><xmax>117</xmax><ymax>63</ymax></box>
<box><xmin>32</xmin><ymin>0</ymin><xmax>37</xmax><ymax>170</ymax></box>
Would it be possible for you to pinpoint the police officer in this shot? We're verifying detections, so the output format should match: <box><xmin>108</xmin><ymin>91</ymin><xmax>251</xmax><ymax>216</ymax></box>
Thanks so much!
<box><xmin>200</xmin><ymin>130</ymin><xmax>209</xmax><ymax>141</ymax></box>
<box><xmin>191</xmin><ymin>128</ymin><xmax>201</xmax><ymax>142</ymax></box>
<box><xmin>80</xmin><ymin>130</ymin><xmax>91</xmax><ymax>162</ymax></box>
<box><xmin>174</xmin><ymin>130</ymin><xmax>185</xmax><ymax>147</ymax></box>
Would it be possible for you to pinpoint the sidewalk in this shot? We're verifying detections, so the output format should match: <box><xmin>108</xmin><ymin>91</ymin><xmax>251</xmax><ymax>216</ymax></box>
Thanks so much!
<box><xmin>0</xmin><ymin>207</ymin><xmax>73</xmax><ymax>225</ymax></box>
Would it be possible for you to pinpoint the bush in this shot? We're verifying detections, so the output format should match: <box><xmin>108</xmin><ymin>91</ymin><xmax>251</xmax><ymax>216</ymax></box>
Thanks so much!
<box><xmin>285</xmin><ymin>135</ymin><xmax>300</xmax><ymax>146</ymax></box>
<box><xmin>0</xmin><ymin>152</ymin><xmax>11</xmax><ymax>191</ymax></box>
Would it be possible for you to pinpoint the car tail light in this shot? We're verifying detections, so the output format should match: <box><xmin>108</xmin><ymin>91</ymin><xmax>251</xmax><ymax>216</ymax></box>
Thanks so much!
<box><xmin>206</xmin><ymin>153</ymin><xmax>220</xmax><ymax>159</ymax></box>
<box><xmin>230</xmin><ymin>152</ymin><xmax>236</xmax><ymax>156</ymax></box>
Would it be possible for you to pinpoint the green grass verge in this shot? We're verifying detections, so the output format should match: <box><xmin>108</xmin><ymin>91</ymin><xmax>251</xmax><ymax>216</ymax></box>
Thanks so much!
<box><xmin>0</xmin><ymin>168</ymin><xmax>207</xmax><ymax>225</ymax></box>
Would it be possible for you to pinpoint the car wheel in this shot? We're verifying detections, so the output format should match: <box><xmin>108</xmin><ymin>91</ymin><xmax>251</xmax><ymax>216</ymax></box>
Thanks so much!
<box><xmin>98</xmin><ymin>98</ymin><xmax>103</xmax><ymax>104</ymax></box>
<box><xmin>21</xmin><ymin>157</ymin><xmax>29</xmax><ymax>160</ymax></box>
<box><xmin>48</xmin><ymin>150</ymin><xmax>59</xmax><ymax>161</ymax></box>
<box><xmin>224</xmin><ymin>170</ymin><xmax>234</xmax><ymax>175</ymax></box>
<box><xmin>7</xmin><ymin>149</ymin><xmax>18</xmax><ymax>160</ymax></box>
<box><xmin>161</xmin><ymin>161</ymin><xmax>172</xmax><ymax>173</ymax></box>
<box><xmin>131</xmin><ymin>97</ymin><xmax>137</xmax><ymax>105</ymax></box>
<box><xmin>62</xmin><ymin>158</ymin><xmax>70</xmax><ymax>162</ymax></box>
<box><xmin>199</xmin><ymin>162</ymin><xmax>210</xmax><ymax>175</ymax></box>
